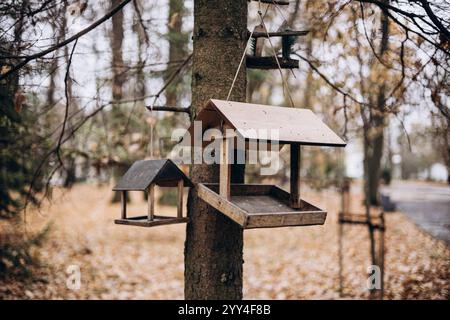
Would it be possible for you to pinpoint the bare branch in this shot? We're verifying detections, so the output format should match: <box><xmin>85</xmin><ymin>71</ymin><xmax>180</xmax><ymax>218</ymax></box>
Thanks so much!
<box><xmin>145</xmin><ymin>105</ymin><xmax>191</xmax><ymax>114</ymax></box>
<box><xmin>56</xmin><ymin>38</ymin><xmax>78</xmax><ymax>170</ymax></box>
<box><xmin>0</xmin><ymin>0</ymin><xmax>133</xmax><ymax>79</ymax></box>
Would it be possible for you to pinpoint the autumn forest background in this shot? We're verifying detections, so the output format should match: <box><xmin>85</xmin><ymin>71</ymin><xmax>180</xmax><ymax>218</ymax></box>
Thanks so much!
<box><xmin>0</xmin><ymin>0</ymin><xmax>449</xmax><ymax>299</ymax></box>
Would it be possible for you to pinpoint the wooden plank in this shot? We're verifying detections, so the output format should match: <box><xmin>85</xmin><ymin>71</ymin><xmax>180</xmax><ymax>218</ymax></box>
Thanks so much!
<box><xmin>246</xmin><ymin>55</ymin><xmax>299</xmax><ymax>70</ymax></box>
<box><xmin>271</xmin><ymin>185</ymin><xmax>324</xmax><ymax>211</ymax></box>
<box><xmin>197</xmin><ymin>183</ymin><xmax>247</xmax><ymax>227</ymax></box>
<box><xmin>148</xmin><ymin>184</ymin><xmax>155</xmax><ymax>221</ymax></box>
<box><xmin>338</xmin><ymin>212</ymin><xmax>384</xmax><ymax>230</ymax></box>
<box><xmin>338</xmin><ymin>219</ymin><xmax>384</xmax><ymax>230</ymax></box>
<box><xmin>232</xmin><ymin>194</ymin><xmax>326</xmax><ymax>215</ymax></box>
<box><xmin>290</xmin><ymin>144</ymin><xmax>301</xmax><ymax>208</ymax></box>
<box><xmin>177</xmin><ymin>180</ymin><xmax>183</xmax><ymax>218</ymax></box>
<box><xmin>269</xmin><ymin>185</ymin><xmax>290</xmax><ymax>203</ymax></box>
<box><xmin>230</xmin><ymin>184</ymin><xmax>272</xmax><ymax>196</ymax></box>
<box><xmin>113</xmin><ymin>159</ymin><xmax>193</xmax><ymax>191</ymax></box>
<box><xmin>182</xmin><ymin>99</ymin><xmax>346</xmax><ymax>147</ymax></box>
<box><xmin>204</xmin><ymin>183</ymin><xmax>325</xmax><ymax>213</ymax></box>
<box><xmin>207</xmin><ymin>99</ymin><xmax>347</xmax><ymax>146</ymax></box>
<box><xmin>113</xmin><ymin>159</ymin><xmax>167</xmax><ymax>191</ymax></box>
<box><xmin>246</xmin><ymin>211</ymin><xmax>326</xmax><ymax>229</ymax></box>
<box><xmin>199</xmin><ymin>183</ymin><xmax>327</xmax><ymax>229</ymax></box>
<box><xmin>205</xmin><ymin>183</ymin><xmax>274</xmax><ymax>197</ymax></box>
<box><xmin>115</xmin><ymin>215</ymin><xmax>188</xmax><ymax>228</ymax></box>
<box><xmin>220</xmin><ymin>136</ymin><xmax>231</xmax><ymax>200</ymax></box>
<box><xmin>121</xmin><ymin>191</ymin><xmax>127</xmax><ymax>219</ymax></box>
<box><xmin>233</xmin><ymin>195</ymin><xmax>292</xmax><ymax>213</ymax></box>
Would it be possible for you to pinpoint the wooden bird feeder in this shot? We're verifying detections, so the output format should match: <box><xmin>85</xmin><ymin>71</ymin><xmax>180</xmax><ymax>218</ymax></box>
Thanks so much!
<box><xmin>246</xmin><ymin>29</ymin><xmax>309</xmax><ymax>70</ymax></box>
<box><xmin>183</xmin><ymin>99</ymin><xmax>346</xmax><ymax>229</ymax></box>
<box><xmin>113</xmin><ymin>159</ymin><xmax>193</xmax><ymax>227</ymax></box>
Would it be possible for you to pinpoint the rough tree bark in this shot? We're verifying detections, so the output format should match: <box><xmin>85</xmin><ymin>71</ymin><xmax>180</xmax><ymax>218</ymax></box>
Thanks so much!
<box><xmin>361</xmin><ymin>1</ymin><xmax>390</xmax><ymax>299</ymax></box>
<box><xmin>184</xmin><ymin>0</ymin><xmax>247</xmax><ymax>299</ymax></box>
<box><xmin>364</xmin><ymin>0</ymin><xmax>390</xmax><ymax>206</ymax></box>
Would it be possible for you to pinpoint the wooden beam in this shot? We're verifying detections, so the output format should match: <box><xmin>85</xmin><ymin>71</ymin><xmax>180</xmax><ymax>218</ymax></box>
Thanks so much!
<box><xmin>220</xmin><ymin>136</ymin><xmax>231</xmax><ymax>200</ymax></box>
<box><xmin>115</xmin><ymin>216</ymin><xmax>188</xmax><ymax>227</ymax></box>
<box><xmin>245</xmin><ymin>211</ymin><xmax>325</xmax><ymax>229</ymax></box>
<box><xmin>148</xmin><ymin>184</ymin><xmax>155</xmax><ymax>221</ymax></box>
<box><xmin>251</xmin><ymin>30</ymin><xmax>309</xmax><ymax>39</ymax></box>
<box><xmin>177</xmin><ymin>180</ymin><xmax>183</xmax><ymax>218</ymax></box>
<box><xmin>246</xmin><ymin>55</ymin><xmax>299</xmax><ymax>69</ymax></box>
<box><xmin>290</xmin><ymin>144</ymin><xmax>301</xmax><ymax>208</ymax></box>
<box><xmin>197</xmin><ymin>183</ymin><xmax>247</xmax><ymax>227</ymax></box>
<box><xmin>342</xmin><ymin>179</ymin><xmax>351</xmax><ymax>215</ymax></box>
<box><xmin>121</xmin><ymin>191</ymin><xmax>127</xmax><ymax>219</ymax></box>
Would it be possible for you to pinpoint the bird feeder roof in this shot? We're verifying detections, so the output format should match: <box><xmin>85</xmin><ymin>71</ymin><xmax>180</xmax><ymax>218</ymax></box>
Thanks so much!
<box><xmin>183</xmin><ymin>99</ymin><xmax>346</xmax><ymax>147</ymax></box>
<box><xmin>113</xmin><ymin>159</ymin><xmax>193</xmax><ymax>191</ymax></box>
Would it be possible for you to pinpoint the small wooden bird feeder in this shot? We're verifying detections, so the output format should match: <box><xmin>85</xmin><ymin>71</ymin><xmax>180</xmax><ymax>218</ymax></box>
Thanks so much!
<box><xmin>184</xmin><ymin>99</ymin><xmax>346</xmax><ymax>229</ymax></box>
<box><xmin>113</xmin><ymin>159</ymin><xmax>193</xmax><ymax>227</ymax></box>
<box><xmin>246</xmin><ymin>28</ymin><xmax>308</xmax><ymax>70</ymax></box>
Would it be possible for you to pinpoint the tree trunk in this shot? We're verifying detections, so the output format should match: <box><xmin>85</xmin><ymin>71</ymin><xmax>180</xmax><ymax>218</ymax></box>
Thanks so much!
<box><xmin>364</xmin><ymin>0</ymin><xmax>389</xmax><ymax>206</ymax></box>
<box><xmin>365</xmin><ymin>1</ymin><xmax>389</xmax><ymax>299</ymax></box>
<box><xmin>62</xmin><ymin>7</ymin><xmax>77</xmax><ymax>189</ymax></box>
<box><xmin>184</xmin><ymin>0</ymin><xmax>247</xmax><ymax>299</ymax></box>
<box><xmin>367</xmin><ymin>87</ymin><xmax>385</xmax><ymax>206</ymax></box>
<box><xmin>110</xmin><ymin>0</ymin><xmax>125</xmax><ymax>104</ymax></box>
<box><xmin>110</xmin><ymin>0</ymin><xmax>126</xmax><ymax>203</ymax></box>
<box><xmin>165</xmin><ymin>0</ymin><xmax>188</xmax><ymax>107</ymax></box>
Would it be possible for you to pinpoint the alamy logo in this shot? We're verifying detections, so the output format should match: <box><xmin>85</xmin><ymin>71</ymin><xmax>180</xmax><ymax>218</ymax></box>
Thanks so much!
<box><xmin>367</xmin><ymin>265</ymin><xmax>381</xmax><ymax>290</ymax></box>
<box><xmin>170</xmin><ymin>121</ymin><xmax>283</xmax><ymax>175</ymax></box>
<box><xmin>66</xmin><ymin>264</ymin><xmax>81</xmax><ymax>290</ymax></box>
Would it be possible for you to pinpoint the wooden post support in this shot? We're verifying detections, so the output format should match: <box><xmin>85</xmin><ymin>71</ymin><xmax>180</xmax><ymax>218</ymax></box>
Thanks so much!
<box><xmin>290</xmin><ymin>144</ymin><xmax>301</xmax><ymax>208</ymax></box>
<box><xmin>177</xmin><ymin>180</ymin><xmax>183</xmax><ymax>218</ymax></box>
<box><xmin>148</xmin><ymin>184</ymin><xmax>155</xmax><ymax>221</ymax></box>
<box><xmin>379</xmin><ymin>212</ymin><xmax>385</xmax><ymax>299</ymax></box>
<box><xmin>121</xmin><ymin>191</ymin><xmax>127</xmax><ymax>219</ymax></box>
<box><xmin>220</xmin><ymin>135</ymin><xmax>231</xmax><ymax>200</ymax></box>
<box><xmin>342</xmin><ymin>179</ymin><xmax>350</xmax><ymax>215</ymax></box>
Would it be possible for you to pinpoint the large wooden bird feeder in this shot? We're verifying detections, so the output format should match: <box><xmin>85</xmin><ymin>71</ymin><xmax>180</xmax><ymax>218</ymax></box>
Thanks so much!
<box><xmin>113</xmin><ymin>159</ymin><xmax>193</xmax><ymax>227</ymax></box>
<box><xmin>184</xmin><ymin>99</ymin><xmax>346</xmax><ymax>229</ymax></box>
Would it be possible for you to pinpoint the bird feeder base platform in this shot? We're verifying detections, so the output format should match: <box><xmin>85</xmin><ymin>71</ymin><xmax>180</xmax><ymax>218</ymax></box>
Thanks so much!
<box><xmin>115</xmin><ymin>215</ymin><xmax>188</xmax><ymax>228</ymax></box>
<box><xmin>198</xmin><ymin>183</ymin><xmax>326</xmax><ymax>229</ymax></box>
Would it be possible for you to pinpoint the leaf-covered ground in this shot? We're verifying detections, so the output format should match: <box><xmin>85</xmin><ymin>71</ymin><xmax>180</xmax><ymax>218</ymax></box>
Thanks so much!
<box><xmin>1</xmin><ymin>184</ymin><xmax>449</xmax><ymax>299</ymax></box>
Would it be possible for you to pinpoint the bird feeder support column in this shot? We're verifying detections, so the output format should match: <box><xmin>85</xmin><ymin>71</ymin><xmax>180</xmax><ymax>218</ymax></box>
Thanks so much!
<box><xmin>290</xmin><ymin>143</ymin><xmax>302</xmax><ymax>208</ymax></box>
<box><xmin>121</xmin><ymin>191</ymin><xmax>127</xmax><ymax>219</ymax></box>
<box><xmin>220</xmin><ymin>129</ymin><xmax>231</xmax><ymax>200</ymax></box>
<box><xmin>177</xmin><ymin>180</ymin><xmax>183</xmax><ymax>218</ymax></box>
<box><xmin>148</xmin><ymin>184</ymin><xmax>155</xmax><ymax>221</ymax></box>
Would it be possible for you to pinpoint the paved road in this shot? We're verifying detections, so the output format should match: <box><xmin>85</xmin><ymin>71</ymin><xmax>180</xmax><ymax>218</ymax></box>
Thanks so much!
<box><xmin>382</xmin><ymin>182</ymin><xmax>450</xmax><ymax>245</ymax></box>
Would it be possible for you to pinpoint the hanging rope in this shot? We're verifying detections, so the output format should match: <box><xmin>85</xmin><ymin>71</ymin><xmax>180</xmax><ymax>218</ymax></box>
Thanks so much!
<box><xmin>227</xmin><ymin>3</ymin><xmax>270</xmax><ymax>101</ymax></box>
<box><xmin>227</xmin><ymin>2</ymin><xmax>295</xmax><ymax>108</ymax></box>
<box><xmin>257</xmin><ymin>9</ymin><xmax>295</xmax><ymax>108</ymax></box>
<box><xmin>226</xmin><ymin>28</ymin><xmax>255</xmax><ymax>101</ymax></box>
<box><xmin>148</xmin><ymin>95</ymin><xmax>158</xmax><ymax>159</ymax></box>
<box><xmin>272</xmin><ymin>0</ymin><xmax>290</xmax><ymax>25</ymax></box>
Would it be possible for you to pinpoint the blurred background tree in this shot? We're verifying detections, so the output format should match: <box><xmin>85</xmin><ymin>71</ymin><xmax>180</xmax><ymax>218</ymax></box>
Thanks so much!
<box><xmin>0</xmin><ymin>0</ymin><xmax>448</xmax><ymax>277</ymax></box>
